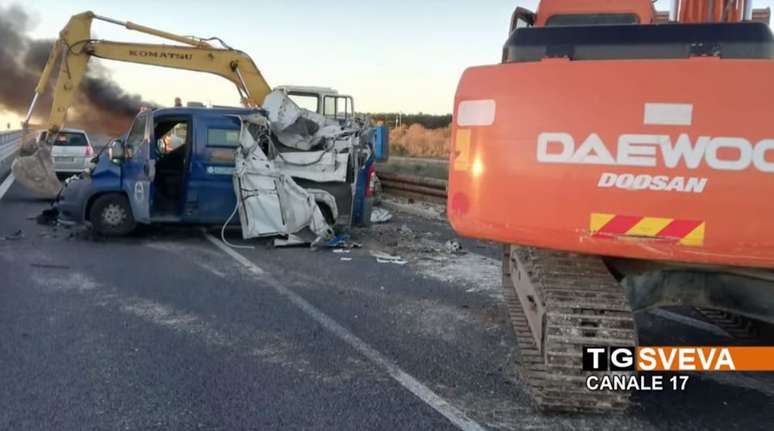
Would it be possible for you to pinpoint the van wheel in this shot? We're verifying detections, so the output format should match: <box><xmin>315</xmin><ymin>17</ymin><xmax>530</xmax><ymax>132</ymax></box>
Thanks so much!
<box><xmin>89</xmin><ymin>194</ymin><xmax>136</xmax><ymax>236</ymax></box>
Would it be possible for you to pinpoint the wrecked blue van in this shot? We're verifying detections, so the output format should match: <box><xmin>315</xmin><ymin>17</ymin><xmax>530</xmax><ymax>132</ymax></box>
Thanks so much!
<box><xmin>56</xmin><ymin>104</ymin><xmax>384</xmax><ymax>236</ymax></box>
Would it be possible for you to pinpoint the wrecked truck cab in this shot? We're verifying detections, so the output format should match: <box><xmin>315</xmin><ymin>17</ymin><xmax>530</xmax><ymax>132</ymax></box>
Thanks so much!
<box><xmin>55</xmin><ymin>100</ymin><xmax>376</xmax><ymax>237</ymax></box>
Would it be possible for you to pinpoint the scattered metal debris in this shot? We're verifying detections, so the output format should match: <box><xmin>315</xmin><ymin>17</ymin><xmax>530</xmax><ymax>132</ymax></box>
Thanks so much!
<box><xmin>444</xmin><ymin>239</ymin><xmax>464</xmax><ymax>254</ymax></box>
<box><xmin>370</xmin><ymin>207</ymin><xmax>393</xmax><ymax>224</ymax></box>
<box><xmin>371</xmin><ymin>251</ymin><xmax>408</xmax><ymax>265</ymax></box>
<box><xmin>274</xmin><ymin>234</ymin><xmax>308</xmax><ymax>248</ymax></box>
<box><xmin>35</xmin><ymin>207</ymin><xmax>59</xmax><ymax>225</ymax></box>
<box><xmin>398</xmin><ymin>224</ymin><xmax>415</xmax><ymax>239</ymax></box>
<box><xmin>3</xmin><ymin>229</ymin><xmax>24</xmax><ymax>240</ymax></box>
<box><xmin>322</xmin><ymin>234</ymin><xmax>361</xmax><ymax>249</ymax></box>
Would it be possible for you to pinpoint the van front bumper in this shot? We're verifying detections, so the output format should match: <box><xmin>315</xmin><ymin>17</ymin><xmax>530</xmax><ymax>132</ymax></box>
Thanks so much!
<box><xmin>55</xmin><ymin>176</ymin><xmax>91</xmax><ymax>224</ymax></box>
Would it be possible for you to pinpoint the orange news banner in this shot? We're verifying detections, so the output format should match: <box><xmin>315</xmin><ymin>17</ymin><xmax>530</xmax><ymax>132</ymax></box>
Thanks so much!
<box><xmin>635</xmin><ymin>347</ymin><xmax>774</xmax><ymax>372</ymax></box>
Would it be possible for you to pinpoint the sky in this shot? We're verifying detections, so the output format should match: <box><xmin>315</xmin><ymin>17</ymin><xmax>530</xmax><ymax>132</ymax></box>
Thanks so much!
<box><xmin>1</xmin><ymin>0</ymin><xmax>773</xmax><ymax>128</ymax></box>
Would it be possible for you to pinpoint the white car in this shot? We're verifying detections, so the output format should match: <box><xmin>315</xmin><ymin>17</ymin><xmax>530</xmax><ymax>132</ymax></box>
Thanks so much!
<box><xmin>40</xmin><ymin>128</ymin><xmax>94</xmax><ymax>175</ymax></box>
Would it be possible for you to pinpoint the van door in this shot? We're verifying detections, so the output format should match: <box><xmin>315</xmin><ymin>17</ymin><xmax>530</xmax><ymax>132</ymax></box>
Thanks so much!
<box><xmin>121</xmin><ymin>113</ymin><xmax>152</xmax><ymax>223</ymax></box>
<box><xmin>183</xmin><ymin>115</ymin><xmax>240</xmax><ymax>223</ymax></box>
<box><xmin>150</xmin><ymin>115</ymin><xmax>191</xmax><ymax>219</ymax></box>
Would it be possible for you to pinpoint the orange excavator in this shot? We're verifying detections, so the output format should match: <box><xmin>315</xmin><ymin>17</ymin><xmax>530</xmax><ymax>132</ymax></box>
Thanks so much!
<box><xmin>449</xmin><ymin>0</ymin><xmax>774</xmax><ymax>413</ymax></box>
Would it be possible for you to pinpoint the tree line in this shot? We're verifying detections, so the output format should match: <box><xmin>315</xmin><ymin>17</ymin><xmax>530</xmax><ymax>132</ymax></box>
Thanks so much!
<box><xmin>367</xmin><ymin>113</ymin><xmax>452</xmax><ymax>129</ymax></box>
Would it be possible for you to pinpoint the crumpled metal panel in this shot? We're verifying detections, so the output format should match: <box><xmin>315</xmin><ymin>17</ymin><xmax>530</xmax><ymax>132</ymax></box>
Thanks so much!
<box><xmin>262</xmin><ymin>90</ymin><xmax>346</xmax><ymax>151</ymax></box>
<box><xmin>273</xmin><ymin>150</ymin><xmax>350</xmax><ymax>183</ymax></box>
<box><xmin>233</xmin><ymin>113</ymin><xmax>333</xmax><ymax>241</ymax></box>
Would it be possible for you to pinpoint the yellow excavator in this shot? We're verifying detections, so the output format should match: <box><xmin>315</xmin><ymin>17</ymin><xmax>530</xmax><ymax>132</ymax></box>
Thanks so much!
<box><xmin>12</xmin><ymin>11</ymin><xmax>272</xmax><ymax>197</ymax></box>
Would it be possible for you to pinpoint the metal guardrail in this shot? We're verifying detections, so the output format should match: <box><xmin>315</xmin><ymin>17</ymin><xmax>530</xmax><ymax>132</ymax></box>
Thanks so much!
<box><xmin>378</xmin><ymin>171</ymin><xmax>448</xmax><ymax>202</ymax></box>
<box><xmin>0</xmin><ymin>130</ymin><xmax>23</xmax><ymax>145</ymax></box>
<box><xmin>387</xmin><ymin>155</ymin><xmax>449</xmax><ymax>166</ymax></box>
<box><xmin>0</xmin><ymin>129</ymin><xmax>23</xmax><ymax>176</ymax></box>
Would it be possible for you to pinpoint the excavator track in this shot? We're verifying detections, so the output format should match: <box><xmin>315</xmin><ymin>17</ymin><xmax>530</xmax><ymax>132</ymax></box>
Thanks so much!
<box><xmin>696</xmin><ymin>308</ymin><xmax>758</xmax><ymax>340</ymax></box>
<box><xmin>502</xmin><ymin>245</ymin><xmax>637</xmax><ymax>413</ymax></box>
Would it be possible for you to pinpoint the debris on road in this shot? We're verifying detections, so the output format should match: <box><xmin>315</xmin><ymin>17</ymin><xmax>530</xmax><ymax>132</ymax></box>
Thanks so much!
<box><xmin>444</xmin><ymin>239</ymin><xmax>464</xmax><ymax>255</ymax></box>
<box><xmin>370</xmin><ymin>207</ymin><xmax>392</xmax><ymax>224</ymax></box>
<box><xmin>35</xmin><ymin>207</ymin><xmax>58</xmax><ymax>225</ymax></box>
<box><xmin>274</xmin><ymin>233</ymin><xmax>363</xmax><ymax>251</ymax></box>
<box><xmin>321</xmin><ymin>234</ymin><xmax>361</xmax><ymax>249</ymax></box>
<box><xmin>380</xmin><ymin>195</ymin><xmax>445</xmax><ymax>221</ymax></box>
<box><xmin>364</xmin><ymin>211</ymin><xmax>501</xmax><ymax>297</ymax></box>
<box><xmin>2</xmin><ymin>229</ymin><xmax>24</xmax><ymax>240</ymax></box>
<box><xmin>371</xmin><ymin>250</ymin><xmax>408</xmax><ymax>265</ymax></box>
<box><xmin>273</xmin><ymin>235</ymin><xmax>309</xmax><ymax>248</ymax></box>
<box><xmin>399</xmin><ymin>224</ymin><xmax>415</xmax><ymax>239</ymax></box>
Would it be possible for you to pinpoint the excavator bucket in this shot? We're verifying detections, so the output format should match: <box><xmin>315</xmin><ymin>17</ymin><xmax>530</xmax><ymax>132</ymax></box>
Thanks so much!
<box><xmin>11</xmin><ymin>131</ymin><xmax>62</xmax><ymax>199</ymax></box>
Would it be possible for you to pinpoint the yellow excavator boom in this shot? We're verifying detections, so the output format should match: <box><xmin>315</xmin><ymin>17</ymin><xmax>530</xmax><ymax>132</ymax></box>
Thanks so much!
<box><xmin>13</xmin><ymin>11</ymin><xmax>272</xmax><ymax>197</ymax></box>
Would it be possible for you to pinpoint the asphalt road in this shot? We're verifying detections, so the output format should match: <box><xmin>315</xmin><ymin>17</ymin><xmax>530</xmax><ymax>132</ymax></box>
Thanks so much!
<box><xmin>1</xmin><ymin>177</ymin><xmax>773</xmax><ymax>430</ymax></box>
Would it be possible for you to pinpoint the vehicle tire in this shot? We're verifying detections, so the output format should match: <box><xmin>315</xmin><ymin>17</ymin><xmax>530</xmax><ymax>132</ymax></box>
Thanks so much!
<box><xmin>89</xmin><ymin>194</ymin><xmax>136</xmax><ymax>236</ymax></box>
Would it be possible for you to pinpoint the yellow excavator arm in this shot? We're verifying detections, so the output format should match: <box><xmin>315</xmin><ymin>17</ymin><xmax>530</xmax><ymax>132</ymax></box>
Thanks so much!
<box><xmin>14</xmin><ymin>11</ymin><xmax>272</xmax><ymax>197</ymax></box>
<box><xmin>29</xmin><ymin>11</ymin><xmax>271</xmax><ymax>131</ymax></box>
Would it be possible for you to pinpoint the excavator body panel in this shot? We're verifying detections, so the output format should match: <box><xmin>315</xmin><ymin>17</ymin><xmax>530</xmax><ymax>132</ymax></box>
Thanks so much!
<box><xmin>451</xmin><ymin>0</ymin><xmax>774</xmax><ymax>415</ymax></box>
<box><xmin>449</xmin><ymin>54</ymin><xmax>774</xmax><ymax>269</ymax></box>
<box><xmin>534</xmin><ymin>0</ymin><xmax>656</xmax><ymax>26</ymax></box>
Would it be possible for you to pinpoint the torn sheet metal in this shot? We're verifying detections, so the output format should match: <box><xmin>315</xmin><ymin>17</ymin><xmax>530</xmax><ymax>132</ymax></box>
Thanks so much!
<box><xmin>234</xmin><ymin>113</ymin><xmax>333</xmax><ymax>241</ymax></box>
<box><xmin>261</xmin><ymin>90</ymin><xmax>370</xmax><ymax>184</ymax></box>
<box><xmin>262</xmin><ymin>90</ymin><xmax>345</xmax><ymax>151</ymax></box>
<box><xmin>273</xmin><ymin>150</ymin><xmax>350</xmax><ymax>183</ymax></box>
<box><xmin>273</xmin><ymin>234</ymin><xmax>308</xmax><ymax>247</ymax></box>
<box><xmin>233</xmin><ymin>90</ymin><xmax>376</xmax><ymax>242</ymax></box>
<box><xmin>371</xmin><ymin>250</ymin><xmax>407</xmax><ymax>265</ymax></box>
<box><xmin>370</xmin><ymin>207</ymin><xmax>392</xmax><ymax>224</ymax></box>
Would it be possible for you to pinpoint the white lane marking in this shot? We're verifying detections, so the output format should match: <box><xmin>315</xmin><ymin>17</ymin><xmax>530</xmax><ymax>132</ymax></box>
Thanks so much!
<box><xmin>649</xmin><ymin>309</ymin><xmax>731</xmax><ymax>338</ymax></box>
<box><xmin>204</xmin><ymin>232</ymin><xmax>486</xmax><ymax>431</ymax></box>
<box><xmin>457</xmin><ymin>99</ymin><xmax>496</xmax><ymax>127</ymax></box>
<box><xmin>644</xmin><ymin>103</ymin><xmax>693</xmax><ymax>126</ymax></box>
<box><xmin>0</xmin><ymin>174</ymin><xmax>15</xmax><ymax>201</ymax></box>
<box><xmin>205</xmin><ymin>234</ymin><xmax>265</xmax><ymax>275</ymax></box>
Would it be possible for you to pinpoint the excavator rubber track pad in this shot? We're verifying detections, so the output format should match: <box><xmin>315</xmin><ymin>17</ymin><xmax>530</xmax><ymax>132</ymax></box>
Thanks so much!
<box><xmin>502</xmin><ymin>246</ymin><xmax>637</xmax><ymax>414</ymax></box>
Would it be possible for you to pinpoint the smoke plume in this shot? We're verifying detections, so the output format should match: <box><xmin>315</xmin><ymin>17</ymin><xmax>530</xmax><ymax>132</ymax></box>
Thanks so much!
<box><xmin>0</xmin><ymin>5</ymin><xmax>153</xmax><ymax>136</ymax></box>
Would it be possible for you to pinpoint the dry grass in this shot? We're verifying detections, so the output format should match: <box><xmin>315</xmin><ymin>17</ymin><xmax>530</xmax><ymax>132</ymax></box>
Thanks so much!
<box><xmin>389</xmin><ymin>124</ymin><xmax>450</xmax><ymax>158</ymax></box>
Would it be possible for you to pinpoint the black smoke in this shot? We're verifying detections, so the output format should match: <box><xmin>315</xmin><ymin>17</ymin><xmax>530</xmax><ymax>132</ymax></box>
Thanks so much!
<box><xmin>0</xmin><ymin>5</ymin><xmax>153</xmax><ymax>135</ymax></box>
